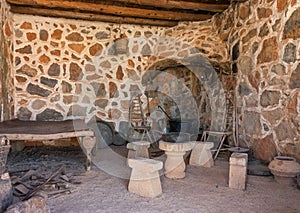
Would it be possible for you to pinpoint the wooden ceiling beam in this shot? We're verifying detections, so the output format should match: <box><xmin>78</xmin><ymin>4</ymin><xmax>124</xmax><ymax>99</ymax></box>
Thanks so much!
<box><xmin>7</xmin><ymin>0</ymin><xmax>214</xmax><ymax>21</ymax></box>
<box><xmin>10</xmin><ymin>6</ymin><xmax>180</xmax><ymax>27</ymax></box>
<box><xmin>78</xmin><ymin>0</ymin><xmax>229</xmax><ymax>13</ymax></box>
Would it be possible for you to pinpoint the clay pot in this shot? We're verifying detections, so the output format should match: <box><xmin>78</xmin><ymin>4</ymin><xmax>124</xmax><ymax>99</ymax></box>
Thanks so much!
<box><xmin>268</xmin><ymin>156</ymin><xmax>300</xmax><ymax>185</ymax></box>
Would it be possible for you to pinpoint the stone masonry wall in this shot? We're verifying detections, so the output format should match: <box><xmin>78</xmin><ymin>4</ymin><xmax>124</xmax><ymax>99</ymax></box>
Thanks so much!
<box><xmin>2</xmin><ymin>0</ymin><xmax>299</xmax><ymax>162</ymax></box>
<box><xmin>213</xmin><ymin>0</ymin><xmax>300</xmax><ymax>161</ymax></box>
<box><xmin>12</xmin><ymin>15</ymin><xmax>165</xmax><ymax>129</ymax></box>
<box><xmin>144</xmin><ymin>21</ymin><xmax>230</xmax><ymax>135</ymax></box>
<box><xmin>7</xmin><ymin>13</ymin><xmax>229</xmax><ymax>134</ymax></box>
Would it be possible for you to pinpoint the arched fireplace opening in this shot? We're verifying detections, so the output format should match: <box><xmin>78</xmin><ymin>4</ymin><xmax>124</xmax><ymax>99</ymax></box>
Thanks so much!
<box><xmin>142</xmin><ymin>62</ymin><xmax>212</xmax><ymax>139</ymax></box>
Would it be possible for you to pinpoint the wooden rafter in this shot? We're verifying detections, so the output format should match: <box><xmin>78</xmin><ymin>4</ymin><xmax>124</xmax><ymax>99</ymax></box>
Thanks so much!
<box><xmin>74</xmin><ymin>0</ymin><xmax>230</xmax><ymax>13</ymax></box>
<box><xmin>10</xmin><ymin>6</ymin><xmax>180</xmax><ymax>26</ymax></box>
<box><xmin>7</xmin><ymin>0</ymin><xmax>214</xmax><ymax>21</ymax></box>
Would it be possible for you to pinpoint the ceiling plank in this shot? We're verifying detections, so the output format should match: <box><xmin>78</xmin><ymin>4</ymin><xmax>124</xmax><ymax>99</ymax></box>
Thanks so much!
<box><xmin>10</xmin><ymin>6</ymin><xmax>180</xmax><ymax>27</ymax></box>
<box><xmin>73</xmin><ymin>0</ymin><xmax>229</xmax><ymax>13</ymax></box>
<box><xmin>7</xmin><ymin>0</ymin><xmax>214</xmax><ymax>21</ymax></box>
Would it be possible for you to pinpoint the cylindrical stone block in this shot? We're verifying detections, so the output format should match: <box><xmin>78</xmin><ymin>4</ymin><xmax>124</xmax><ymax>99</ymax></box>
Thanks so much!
<box><xmin>159</xmin><ymin>141</ymin><xmax>195</xmax><ymax>179</ymax></box>
<box><xmin>164</xmin><ymin>151</ymin><xmax>186</xmax><ymax>179</ymax></box>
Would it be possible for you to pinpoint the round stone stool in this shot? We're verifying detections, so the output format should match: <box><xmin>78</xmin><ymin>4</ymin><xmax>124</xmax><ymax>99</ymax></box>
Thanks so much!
<box><xmin>189</xmin><ymin>142</ymin><xmax>214</xmax><ymax>167</ymax></box>
<box><xmin>159</xmin><ymin>141</ymin><xmax>195</xmax><ymax>179</ymax></box>
<box><xmin>127</xmin><ymin>141</ymin><xmax>151</xmax><ymax>159</ymax></box>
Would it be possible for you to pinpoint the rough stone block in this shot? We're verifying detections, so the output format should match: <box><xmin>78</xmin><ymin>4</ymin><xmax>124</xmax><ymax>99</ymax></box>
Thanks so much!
<box><xmin>128</xmin><ymin>158</ymin><xmax>163</xmax><ymax>198</ymax></box>
<box><xmin>229</xmin><ymin>153</ymin><xmax>248</xmax><ymax>190</ymax></box>
<box><xmin>127</xmin><ymin>141</ymin><xmax>150</xmax><ymax>159</ymax></box>
<box><xmin>190</xmin><ymin>142</ymin><xmax>214</xmax><ymax>167</ymax></box>
<box><xmin>6</xmin><ymin>192</ymin><xmax>48</xmax><ymax>213</ymax></box>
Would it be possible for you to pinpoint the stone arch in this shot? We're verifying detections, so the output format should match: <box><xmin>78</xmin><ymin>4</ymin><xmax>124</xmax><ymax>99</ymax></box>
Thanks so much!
<box><xmin>142</xmin><ymin>54</ymin><xmax>227</xmax><ymax>149</ymax></box>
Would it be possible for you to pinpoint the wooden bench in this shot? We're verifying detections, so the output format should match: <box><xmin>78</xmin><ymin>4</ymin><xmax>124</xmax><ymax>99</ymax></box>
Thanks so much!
<box><xmin>0</xmin><ymin>119</ymin><xmax>96</xmax><ymax>171</ymax></box>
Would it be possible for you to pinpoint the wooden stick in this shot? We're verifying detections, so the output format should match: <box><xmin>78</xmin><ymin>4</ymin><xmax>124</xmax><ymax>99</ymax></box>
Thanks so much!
<box><xmin>22</xmin><ymin>165</ymin><xmax>66</xmax><ymax>201</ymax></box>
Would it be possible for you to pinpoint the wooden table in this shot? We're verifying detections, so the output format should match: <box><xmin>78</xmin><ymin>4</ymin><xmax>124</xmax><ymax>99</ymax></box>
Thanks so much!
<box><xmin>0</xmin><ymin>119</ymin><xmax>96</xmax><ymax>171</ymax></box>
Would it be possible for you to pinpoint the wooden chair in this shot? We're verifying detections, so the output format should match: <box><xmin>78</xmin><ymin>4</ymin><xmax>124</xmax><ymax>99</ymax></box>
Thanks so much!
<box><xmin>200</xmin><ymin>130</ymin><xmax>232</xmax><ymax>160</ymax></box>
<box><xmin>127</xmin><ymin>94</ymin><xmax>155</xmax><ymax>144</ymax></box>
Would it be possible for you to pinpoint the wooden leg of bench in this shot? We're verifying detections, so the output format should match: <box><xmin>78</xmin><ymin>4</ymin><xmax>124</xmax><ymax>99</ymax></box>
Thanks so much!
<box><xmin>80</xmin><ymin>136</ymin><xmax>96</xmax><ymax>171</ymax></box>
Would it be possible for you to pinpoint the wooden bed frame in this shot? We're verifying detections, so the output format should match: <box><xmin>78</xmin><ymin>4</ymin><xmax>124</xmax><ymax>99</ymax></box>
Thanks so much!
<box><xmin>0</xmin><ymin>119</ymin><xmax>96</xmax><ymax>171</ymax></box>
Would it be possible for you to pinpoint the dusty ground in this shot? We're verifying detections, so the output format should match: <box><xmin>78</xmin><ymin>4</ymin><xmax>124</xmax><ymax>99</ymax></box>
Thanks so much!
<box><xmin>7</xmin><ymin>145</ymin><xmax>300</xmax><ymax>213</ymax></box>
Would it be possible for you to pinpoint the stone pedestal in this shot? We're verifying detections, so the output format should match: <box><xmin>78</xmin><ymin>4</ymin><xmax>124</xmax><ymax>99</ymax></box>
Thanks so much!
<box><xmin>229</xmin><ymin>153</ymin><xmax>248</xmax><ymax>190</ymax></box>
<box><xmin>159</xmin><ymin>141</ymin><xmax>195</xmax><ymax>179</ymax></box>
<box><xmin>0</xmin><ymin>173</ymin><xmax>13</xmax><ymax>212</ymax></box>
<box><xmin>127</xmin><ymin>141</ymin><xmax>150</xmax><ymax>159</ymax></box>
<box><xmin>128</xmin><ymin>158</ymin><xmax>163</xmax><ymax>198</ymax></box>
<box><xmin>189</xmin><ymin>142</ymin><xmax>214</xmax><ymax>167</ymax></box>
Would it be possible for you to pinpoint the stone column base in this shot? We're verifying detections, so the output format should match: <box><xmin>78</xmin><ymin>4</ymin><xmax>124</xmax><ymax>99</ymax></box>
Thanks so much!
<box><xmin>159</xmin><ymin>141</ymin><xmax>195</xmax><ymax>179</ymax></box>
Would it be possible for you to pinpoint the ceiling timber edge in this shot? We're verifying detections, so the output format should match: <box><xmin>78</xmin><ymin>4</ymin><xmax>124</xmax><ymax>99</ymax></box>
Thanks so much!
<box><xmin>6</xmin><ymin>0</ymin><xmax>247</xmax><ymax>26</ymax></box>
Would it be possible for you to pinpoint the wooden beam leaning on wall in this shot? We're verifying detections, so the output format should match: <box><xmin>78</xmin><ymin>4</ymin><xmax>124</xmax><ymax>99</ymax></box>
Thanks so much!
<box><xmin>7</xmin><ymin>0</ymin><xmax>214</xmax><ymax>23</ymax></box>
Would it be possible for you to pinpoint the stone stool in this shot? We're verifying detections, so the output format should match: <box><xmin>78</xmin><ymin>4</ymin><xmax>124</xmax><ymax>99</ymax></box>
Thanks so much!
<box><xmin>189</xmin><ymin>142</ymin><xmax>214</xmax><ymax>167</ymax></box>
<box><xmin>127</xmin><ymin>141</ymin><xmax>150</xmax><ymax>159</ymax></box>
<box><xmin>229</xmin><ymin>153</ymin><xmax>248</xmax><ymax>190</ymax></box>
<box><xmin>159</xmin><ymin>141</ymin><xmax>195</xmax><ymax>179</ymax></box>
<box><xmin>128</xmin><ymin>158</ymin><xmax>163</xmax><ymax>198</ymax></box>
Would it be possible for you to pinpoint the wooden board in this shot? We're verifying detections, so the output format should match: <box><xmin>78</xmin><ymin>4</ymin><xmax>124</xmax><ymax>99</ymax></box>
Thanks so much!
<box><xmin>0</xmin><ymin>119</ymin><xmax>94</xmax><ymax>141</ymax></box>
<box><xmin>0</xmin><ymin>119</ymin><xmax>89</xmax><ymax>135</ymax></box>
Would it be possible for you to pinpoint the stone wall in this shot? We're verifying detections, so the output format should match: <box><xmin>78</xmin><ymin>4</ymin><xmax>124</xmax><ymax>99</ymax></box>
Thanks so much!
<box><xmin>144</xmin><ymin>21</ymin><xmax>231</xmax><ymax>135</ymax></box>
<box><xmin>3</xmin><ymin>0</ymin><xmax>296</xmax><ymax>162</ymax></box>
<box><xmin>213</xmin><ymin>0</ymin><xmax>300</xmax><ymax>161</ymax></box>
<box><xmin>12</xmin><ymin>15</ymin><xmax>166</xmax><ymax>129</ymax></box>
<box><xmin>7</xmin><ymin>12</ymin><xmax>229</xmax><ymax>134</ymax></box>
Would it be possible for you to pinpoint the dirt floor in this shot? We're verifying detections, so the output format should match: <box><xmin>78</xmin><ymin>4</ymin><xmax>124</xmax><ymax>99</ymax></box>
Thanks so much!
<box><xmin>7</xmin><ymin>144</ymin><xmax>300</xmax><ymax>213</ymax></box>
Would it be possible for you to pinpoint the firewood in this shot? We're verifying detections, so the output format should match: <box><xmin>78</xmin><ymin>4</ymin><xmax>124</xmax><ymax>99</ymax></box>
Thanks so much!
<box><xmin>22</xmin><ymin>165</ymin><xmax>66</xmax><ymax>201</ymax></box>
